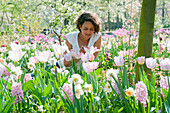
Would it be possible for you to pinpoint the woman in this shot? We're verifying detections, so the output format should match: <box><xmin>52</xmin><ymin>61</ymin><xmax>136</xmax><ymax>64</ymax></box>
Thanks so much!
<box><xmin>63</xmin><ymin>12</ymin><xmax>101</xmax><ymax>67</ymax></box>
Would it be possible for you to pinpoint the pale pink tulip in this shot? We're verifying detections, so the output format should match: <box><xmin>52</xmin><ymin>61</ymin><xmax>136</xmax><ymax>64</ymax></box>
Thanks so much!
<box><xmin>29</xmin><ymin>56</ymin><xmax>39</xmax><ymax>64</ymax></box>
<box><xmin>88</xmin><ymin>54</ymin><xmax>95</xmax><ymax>61</ymax></box>
<box><xmin>137</xmin><ymin>56</ymin><xmax>145</xmax><ymax>65</ymax></box>
<box><xmin>146</xmin><ymin>57</ymin><xmax>157</xmax><ymax>69</ymax></box>
<box><xmin>64</xmin><ymin>53</ymin><xmax>72</xmax><ymax>61</ymax></box>
<box><xmin>114</xmin><ymin>55</ymin><xmax>124</xmax><ymax>66</ymax></box>
<box><xmin>118</xmin><ymin>50</ymin><xmax>127</xmax><ymax>57</ymax></box>
<box><xmin>81</xmin><ymin>53</ymin><xmax>89</xmax><ymax>62</ymax></box>
<box><xmin>160</xmin><ymin>58</ymin><xmax>170</xmax><ymax>71</ymax></box>
<box><xmin>82</xmin><ymin>62</ymin><xmax>93</xmax><ymax>73</ymax></box>
<box><xmin>0</xmin><ymin>64</ymin><xmax>4</xmax><ymax>77</ymax></box>
<box><xmin>83</xmin><ymin>62</ymin><xmax>99</xmax><ymax>73</ymax></box>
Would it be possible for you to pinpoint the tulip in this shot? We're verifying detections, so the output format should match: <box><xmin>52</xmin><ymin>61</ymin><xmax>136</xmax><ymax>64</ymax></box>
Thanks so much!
<box><xmin>160</xmin><ymin>58</ymin><xmax>170</xmax><ymax>71</ymax></box>
<box><xmin>114</xmin><ymin>55</ymin><xmax>124</xmax><ymax>66</ymax></box>
<box><xmin>146</xmin><ymin>57</ymin><xmax>157</xmax><ymax>69</ymax></box>
<box><xmin>8</xmin><ymin>49</ymin><xmax>26</xmax><ymax>62</ymax></box>
<box><xmin>137</xmin><ymin>56</ymin><xmax>145</xmax><ymax>65</ymax></box>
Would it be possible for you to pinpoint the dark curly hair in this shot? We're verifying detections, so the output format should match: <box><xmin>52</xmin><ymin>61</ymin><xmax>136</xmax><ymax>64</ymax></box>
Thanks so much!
<box><xmin>75</xmin><ymin>12</ymin><xmax>101</xmax><ymax>33</ymax></box>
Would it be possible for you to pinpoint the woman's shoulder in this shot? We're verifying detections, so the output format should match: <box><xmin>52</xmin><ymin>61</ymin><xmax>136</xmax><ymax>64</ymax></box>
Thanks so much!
<box><xmin>94</xmin><ymin>32</ymin><xmax>101</xmax><ymax>37</ymax></box>
<box><xmin>65</xmin><ymin>31</ymin><xmax>79</xmax><ymax>44</ymax></box>
<box><xmin>65</xmin><ymin>31</ymin><xmax>79</xmax><ymax>39</ymax></box>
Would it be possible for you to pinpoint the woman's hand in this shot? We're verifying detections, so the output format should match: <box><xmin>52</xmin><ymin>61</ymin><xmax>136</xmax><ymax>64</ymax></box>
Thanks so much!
<box><xmin>79</xmin><ymin>46</ymin><xmax>86</xmax><ymax>54</ymax></box>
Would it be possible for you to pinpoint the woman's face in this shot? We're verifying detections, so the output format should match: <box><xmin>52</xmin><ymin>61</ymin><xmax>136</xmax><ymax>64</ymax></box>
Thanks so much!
<box><xmin>80</xmin><ymin>21</ymin><xmax>95</xmax><ymax>40</ymax></box>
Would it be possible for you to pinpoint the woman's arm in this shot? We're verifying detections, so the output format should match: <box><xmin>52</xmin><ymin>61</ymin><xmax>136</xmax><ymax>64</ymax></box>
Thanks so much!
<box><xmin>93</xmin><ymin>35</ymin><xmax>101</xmax><ymax>59</ymax></box>
<box><xmin>63</xmin><ymin>39</ymin><xmax>80</xmax><ymax>67</ymax></box>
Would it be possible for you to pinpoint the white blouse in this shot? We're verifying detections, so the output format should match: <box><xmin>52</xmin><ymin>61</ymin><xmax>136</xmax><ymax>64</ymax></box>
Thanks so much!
<box><xmin>65</xmin><ymin>31</ymin><xmax>101</xmax><ymax>52</ymax></box>
<box><xmin>59</xmin><ymin>31</ymin><xmax>101</xmax><ymax>68</ymax></box>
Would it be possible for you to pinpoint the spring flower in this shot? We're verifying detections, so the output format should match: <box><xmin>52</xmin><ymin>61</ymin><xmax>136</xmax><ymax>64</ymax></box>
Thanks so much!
<box><xmin>51</xmin><ymin>68</ymin><xmax>55</xmax><ymax>74</ymax></box>
<box><xmin>75</xmin><ymin>84</ymin><xmax>84</xmax><ymax>99</ymax></box>
<box><xmin>146</xmin><ymin>57</ymin><xmax>157</xmax><ymax>69</ymax></box>
<box><xmin>27</xmin><ymin>62</ymin><xmax>35</xmax><ymax>71</ymax></box>
<box><xmin>82</xmin><ymin>62</ymin><xmax>93</xmax><ymax>73</ymax></box>
<box><xmin>127</xmin><ymin>49</ymin><xmax>135</xmax><ymax>56</ymax></box>
<box><xmin>84</xmin><ymin>46</ymin><xmax>100</xmax><ymax>54</ymax></box>
<box><xmin>82</xmin><ymin>62</ymin><xmax>99</xmax><ymax>73</ymax></box>
<box><xmin>10</xmin><ymin>43</ymin><xmax>22</xmax><ymax>51</ymax></box>
<box><xmin>11</xmin><ymin>82</ymin><xmax>24</xmax><ymax>104</ymax></box>
<box><xmin>24</xmin><ymin>74</ymin><xmax>32</xmax><ymax>82</ymax></box>
<box><xmin>118</xmin><ymin>50</ymin><xmax>127</xmax><ymax>57</ymax></box>
<box><xmin>0</xmin><ymin>58</ymin><xmax>5</xmax><ymax>64</ymax></box>
<box><xmin>0</xmin><ymin>64</ymin><xmax>4</xmax><ymax>77</ymax></box>
<box><xmin>29</xmin><ymin>56</ymin><xmax>39</xmax><ymax>64</ymax></box>
<box><xmin>0</xmin><ymin>46</ymin><xmax>7</xmax><ymax>52</ymax></box>
<box><xmin>64</xmin><ymin>52</ymin><xmax>72</xmax><ymax>61</ymax></box>
<box><xmin>88</xmin><ymin>54</ymin><xmax>95</xmax><ymax>61</ymax></box>
<box><xmin>8</xmin><ymin>49</ymin><xmax>26</xmax><ymax>62</ymax></box>
<box><xmin>10</xmin><ymin>66</ymin><xmax>22</xmax><ymax>81</ymax></box>
<box><xmin>73</xmin><ymin>51</ymin><xmax>82</xmax><ymax>59</ymax></box>
<box><xmin>104</xmin><ymin>82</ymin><xmax>112</xmax><ymax>93</ymax></box>
<box><xmin>94</xmin><ymin>96</ymin><xmax>100</xmax><ymax>101</ymax></box>
<box><xmin>81</xmin><ymin>53</ymin><xmax>89</xmax><ymax>62</ymax></box>
<box><xmin>52</xmin><ymin>44</ymin><xmax>68</xmax><ymax>56</ymax></box>
<box><xmin>56</xmin><ymin>67</ymin><xmax>66</xmax><ymax>74</ymax></box>
<box><xmin>38</xmin><ymin>105</ymin><xmax>46</xmax><ymax>112</ymax></box>
<box><xmin>48</xmin><ymin>57</ymin><xmax>57</xmax><ymax>65</ymax></box>
<box><xmin>68</xmin><ymin>74</ymin><xmax>84</xmax><ymax>85</ymax></box>
<box><xmin>35</xmin><ymin>50</ymin><xmax>53</xmax><ymax>63</ymax></box>
<box><xmin>3</xmin><ymin>63</ymin><xmax>14</xmax><ymax>76</ymax></box>
<box><xmin>106</xmin><ymin>68</ymin><xmax>119</xmax><ymax>82</ymax></box>
<box><xmin>62</xmin><ymin>83</ymin><xmax>73</xmax><ymax>103</ymax></box>
<box><xmin>83</xmin><ymin>82</ymin><xmax>92</xmax><ymax>95</ymax></box>
<box><xmin>114</xmin><ymin>55</ymin><xmax>124</xmax><ymax>66</ymax></box>
<box><xmin>104</xmin><ymin>82</ymin><xmax>120</xmax><ymax>94</ymax></box>
<box><xmin>137</xmin><ymin>56</ymin><xmax>145</xmax><ymax>65</ymax></box>
<box><xmin>125</xmin><ymin>87</ymin><xmax>134</xmax><ymax>97</ymax></box>
<box><xmin>159</xmin><ymin>43</ymin><xmax>165</xmax><ymax>52</ymax></box>
<box><xmin>135</xmin><ymin>81</ymin><xmax>148</xmax><ymax>107</ymax></box>
<box><xmin>160</xmin><ymin>75</ymin><xmax>170</xmax><ymax>98</ymax></box>
<box><xmin>159</xmin><ymin>58</ymin><xmax>170</xmax><ymax>71</ymax></box>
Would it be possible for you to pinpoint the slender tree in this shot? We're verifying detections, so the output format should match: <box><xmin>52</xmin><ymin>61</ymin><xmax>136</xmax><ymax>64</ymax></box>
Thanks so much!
<box><xmin>136</xmin><ymin>0</ymin><xmax>157</xmax><ymax>81</ymax></box>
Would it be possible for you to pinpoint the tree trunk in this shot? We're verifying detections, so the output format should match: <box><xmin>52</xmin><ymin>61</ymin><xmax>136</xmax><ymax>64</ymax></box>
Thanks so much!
<box><xmin>162</xmin><ymin>0</ymin><xmax>165</xmax><ymax>24</ymax></box>
<box><xmin>135</xmin><ymin>0</ymin><xmax>157</xmax><ymax>81</ymax></box>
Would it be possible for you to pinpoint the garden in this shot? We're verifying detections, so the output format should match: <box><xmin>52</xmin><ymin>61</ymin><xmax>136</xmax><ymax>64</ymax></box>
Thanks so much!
<box><xmin>0</xmin><ymin>0</ymin><xmax>170</xmax><ymax>113</ymax></box>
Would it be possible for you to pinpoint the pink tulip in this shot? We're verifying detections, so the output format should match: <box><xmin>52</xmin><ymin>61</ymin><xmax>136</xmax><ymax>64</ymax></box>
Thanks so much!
<box><xmin>159</xmin><ymin>43</ymin><xmax>165</xmax><ymax>52</ymax></box>
<box><xmin>83</xmin><ymin>62</ymin><xmax>93</xmax><ymax>73</ymax></box>
<box><xmin>24</xmin><ymin>74</ymin><xmax>32</xmax><ymax>83</ymax></box>
<box><xmin>83</xmin><ymin>62</ymin><xmax>99</xmax><ymax>73</ymax></box>
<box><xmin>118</xmin><ymin>50</ymin><xmax>127</xmax><ymax>57</ymax></box>
<box><xmin>0</xmin><ymin>64</ymin><xmax>4</xmax><ymax>77</ymax></box>
<box><xmin>81</xmin><ymin>53</ymin><xmax>89</xmax><ymax>62</ymax></box>
<box><xmin>64</xmin><ymin>53</ymin><xmax>72</xmax><ymax>61</ymax></box>
<box><xmin>88</xmin><ymin>54</ymin><xmax>95</xmax><ymax>61</ymax></box>
<box><xmin>0</xmin><ymin>58</ymin><xmax>5</xmax><ymax>63</ymax></box>
<box><xmin>137</xmin><ymin>56</ymin><xmax>145</xmax><ymax>65</ymax></box>
<box><xmin>146</xmin><ymin>57</ymin><xmax>157</xmax><ymax>69</ymax></box>
<box><xmin>160</xmin><ymin>58</ymin><xmax>170</xmax><ymax>71</ymax></box>
<box><xmin>29</xmin><ymin>56</ymin><xmax>39</xmax><ymax>64</ymax></box>
<box><xmin>114</xmin><ymin>55</ymin><xmax>124</xmax><ymax>66</ymax></box>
